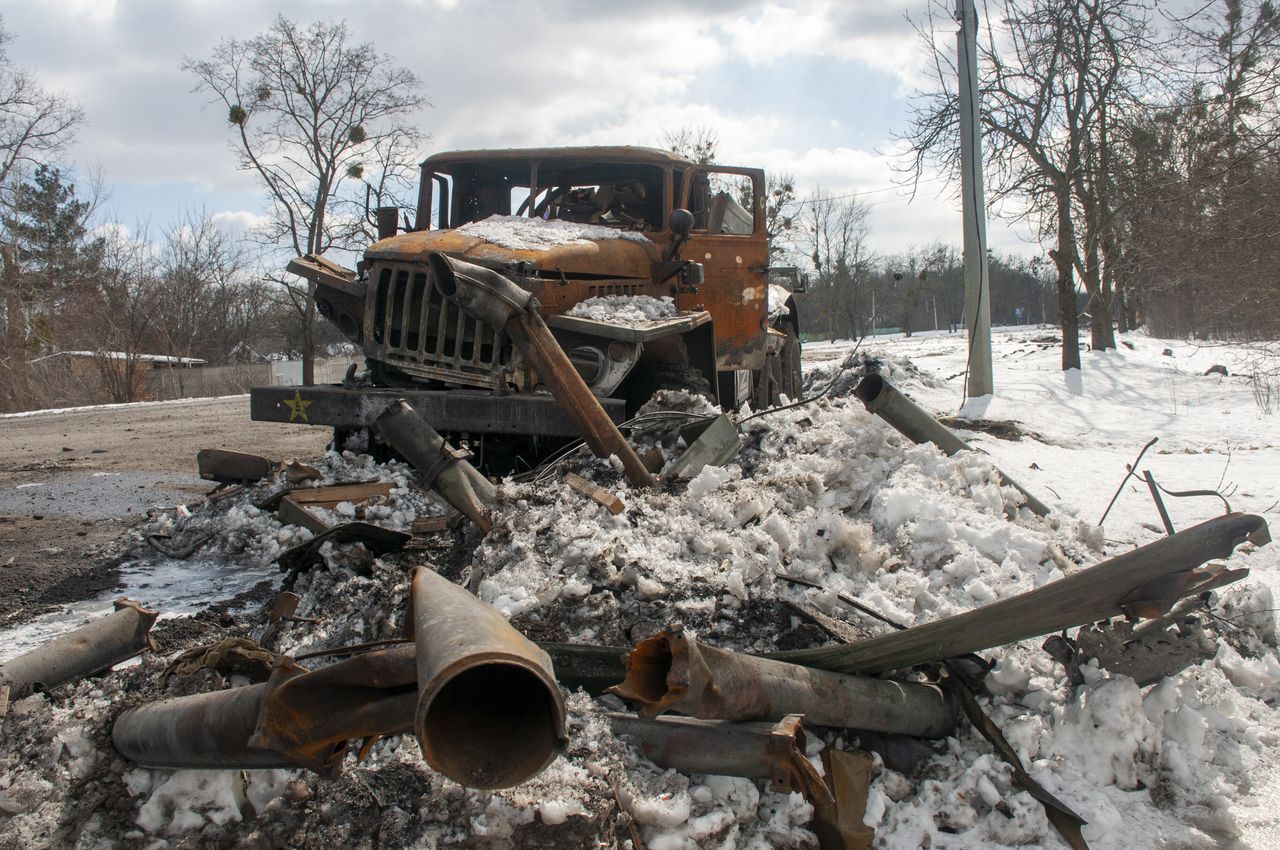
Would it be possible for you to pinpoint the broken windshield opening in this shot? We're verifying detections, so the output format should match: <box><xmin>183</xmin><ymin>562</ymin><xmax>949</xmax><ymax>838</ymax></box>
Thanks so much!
<box><xmin>429</xmin><ymin>161</ymin><xmax>666</xmax><ymax>231</ymax></box>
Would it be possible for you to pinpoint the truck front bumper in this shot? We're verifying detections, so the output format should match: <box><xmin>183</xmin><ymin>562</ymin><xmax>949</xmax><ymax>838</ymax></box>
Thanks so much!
<box><xmin>250</xmin><ymin>385</ymin><xmax>626</xmax><ymax>438</ymax></box>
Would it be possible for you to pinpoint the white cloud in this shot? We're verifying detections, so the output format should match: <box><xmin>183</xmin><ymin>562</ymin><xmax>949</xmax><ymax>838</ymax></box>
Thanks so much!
<box><xmin>210</xmin><ymin>210</ymin><xmax>270</xmax><ymax>238</ymax></box>
<box><xmin>0</xmin><ymin>0</ymin><xmax>1045</xmax><ymax>261</ymax></box>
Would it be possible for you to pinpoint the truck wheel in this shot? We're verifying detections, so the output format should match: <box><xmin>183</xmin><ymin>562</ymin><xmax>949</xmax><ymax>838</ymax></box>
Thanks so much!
<box><xmin>780</xmin><ymin>322</ymin><xmax>802</xmax><ymax>399</ymax></box>
<box><xmin>752</xmin><ymin>323</ymin><xmax>802</xmax><ymax>409</ymax></box>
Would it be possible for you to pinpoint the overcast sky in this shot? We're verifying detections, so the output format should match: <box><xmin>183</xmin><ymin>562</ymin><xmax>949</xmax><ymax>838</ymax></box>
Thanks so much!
<box><xmin>1</xmin><ymin>0</ymin><xmax>1040</xmax><ymax>260</ymax></box>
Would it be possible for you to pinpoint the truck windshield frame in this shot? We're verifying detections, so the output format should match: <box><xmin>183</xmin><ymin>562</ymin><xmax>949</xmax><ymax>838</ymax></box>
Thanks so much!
<box><xmin>416</xmin><ymin>157</ymin><xmax>674</xmax><ymax>233</ymax></box>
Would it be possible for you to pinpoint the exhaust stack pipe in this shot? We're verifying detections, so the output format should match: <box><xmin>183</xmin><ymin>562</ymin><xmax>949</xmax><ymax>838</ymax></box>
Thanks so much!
<box><xmin>608</xmin><ymin>625</ymin><xmax>958</xmax><ymax>739</ymax></box>
<box><xmin>1</xmin><ymin>598</ymin><xmax>158</xmax><ymax>700</ymax></box>
<box><xmin>854</xmin><ymin>374</ymin><xmax>1051</xmax><ymax>517</ymax></box>
<box><xmin>411</xmin><ymin>566</ymin><xmax>567</xmax><ymax>788</ymax></box>
<box><xmin>427</xmin><ymin>253</ymin><xmax>655</xmax><ymax>489</ymax></box>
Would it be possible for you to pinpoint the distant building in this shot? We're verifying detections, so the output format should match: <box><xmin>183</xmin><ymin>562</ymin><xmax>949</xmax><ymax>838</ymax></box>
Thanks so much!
<box><xmin>29</xmin><ymin>351</ymin><xmax>206</xmax><ymax>406</ymax></box>
<box><xmin>30</xmin><ymin>350</ymin><xmax>206</xmax><ymax>373</ymax></box>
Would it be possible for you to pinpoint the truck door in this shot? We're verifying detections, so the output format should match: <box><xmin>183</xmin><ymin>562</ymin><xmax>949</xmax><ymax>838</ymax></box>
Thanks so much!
<box><xmin>677</xmin><ymin>166</ymin><xmax>768</xmax><ymax>371</ymax></box>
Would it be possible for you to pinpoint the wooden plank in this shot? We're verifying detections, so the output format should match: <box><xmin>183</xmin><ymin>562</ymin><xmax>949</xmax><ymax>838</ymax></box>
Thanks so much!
<box><xmin>411</xmin><ymin>515</ymin><xmax>452</xmax><ymax>534</ymax></box>
<box><xmin>277</xmin><ymin>495</ymin><xmax>331</xmax><ymax>535</ymax></box>
<box><xmin>564</xmin><ymin>472</ymin><xmax>624</xmax><ymax>515</ymax></box>
<box><xmin>285</xmin><ymin>482</ymin><xmax>394</xmax><ymax>509</ymax></box>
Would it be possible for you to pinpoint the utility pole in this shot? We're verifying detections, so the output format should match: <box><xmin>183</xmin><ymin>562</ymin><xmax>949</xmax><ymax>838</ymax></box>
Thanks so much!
<box><xmin>957</xmin><ymin>0</ymin><xmax>993</xmax><ymax>397</ymax></box>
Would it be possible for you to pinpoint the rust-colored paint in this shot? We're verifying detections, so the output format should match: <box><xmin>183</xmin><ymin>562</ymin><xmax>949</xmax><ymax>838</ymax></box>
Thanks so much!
<box><xmin>367</xmin><ymin>229</ymin><xmax>656</xmax><ymax>284</ymax></box>
<box><xmin>679</xmin><ymin>232</ymin><xmax>768</xmax><ymax>370</ymax></box>
<box><xmin>677</xmin><ymin>166</ymin><xmax>770</xmax><ymax>371</ymax></box>
<box><xmin>377</xmin><ymin>149</ymin><xmax>774</xmax><ymax>362</ymax></box>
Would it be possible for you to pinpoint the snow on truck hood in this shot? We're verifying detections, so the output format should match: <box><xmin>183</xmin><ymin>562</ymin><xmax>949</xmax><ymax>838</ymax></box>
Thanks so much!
<box><xmin>455</xmin><ymin>215</ymin><xmax>653</xmax><ymax>251</ymax></box>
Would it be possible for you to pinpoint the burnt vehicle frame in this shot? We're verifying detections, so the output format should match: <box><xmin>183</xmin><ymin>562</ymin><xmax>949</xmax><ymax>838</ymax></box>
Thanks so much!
<box><xmin>251</xmin><ymin>146</ymin><xmax>804</xmax><ymax>468</ymax></box>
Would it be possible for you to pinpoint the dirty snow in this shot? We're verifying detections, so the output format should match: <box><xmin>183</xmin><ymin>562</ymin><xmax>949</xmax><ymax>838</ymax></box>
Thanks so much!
<box><xmin>0</xmin><ymin>393</ymin><xmax>248</xmax><ymax>420</ymax></box>
<box><xmin>1</xmin><ymin>325</ymin><xmax>1278</xmax><ymax>848</ymax></box>
<box><xmin>455</xmin><ymin>214</ymin><xmax>652</xmax><ymax>251</ymax></box>
<box><xmin>565</xmin><ymin>294</ymin><xmax>677</xmax><ymax>324</ymax></box>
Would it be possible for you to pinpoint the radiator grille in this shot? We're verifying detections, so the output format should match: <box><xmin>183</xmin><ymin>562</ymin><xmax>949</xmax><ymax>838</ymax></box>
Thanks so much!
<box><xmin>587</xmin><ymin>283</ymin><xmax>642</xmax><ymax>298</ymax></box>
<box><xmin>368</xmin><ymin>262</ymin><xmax>512</xmax><ymax>387</ymax></box>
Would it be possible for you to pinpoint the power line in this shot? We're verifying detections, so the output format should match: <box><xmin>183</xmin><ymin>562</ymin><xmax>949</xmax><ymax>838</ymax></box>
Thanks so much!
<box><xmin>793</xmin><ymin>174</ymin><xmax>949</xmax><ymax>207</ymax></box>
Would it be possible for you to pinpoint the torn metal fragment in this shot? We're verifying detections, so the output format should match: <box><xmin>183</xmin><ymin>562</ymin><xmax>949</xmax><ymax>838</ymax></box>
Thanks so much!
<box><xmin>774</xmin><ymin>513</ymin><xmax>1268</xmax><ymax>675</ymax></box>
<box><xmin>812</xmin><ymin>748</ymin><xmax>876</xmax><ymax>850</ymax></box>
<box><xmin>1043</xmin><ymin>616</ymin><xmax>1218</xmax><ymax>687</ymax></box>
<box><xmin>609</xmin><ymin>625</ymin><xmax>957</xmax><ymax>738</ymax></box>
<box><xmin>666</xmin><ymin>414</ymin><xmax>742</xmax><ymax>480</ymax></box>
<box><xmin>197</xmin><ymin>449</ymin><xmax>275</xmax><ymax>483</ymax></box>
<box><xmin>276</xmin><ymin>521</ymin><xmax>410</xmax><ymax>576</ymax></box>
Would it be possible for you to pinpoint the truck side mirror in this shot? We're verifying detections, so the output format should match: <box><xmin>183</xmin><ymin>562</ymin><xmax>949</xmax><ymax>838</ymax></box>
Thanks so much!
<box><xmin>669</xmin><ymin>208</ymin><xmax>694</xmax><ymax>237</ymax></box>
<box><xmin>665</xmin><ymin>208</ymin><xmax>695</xmax><ymax>261</ymax></box>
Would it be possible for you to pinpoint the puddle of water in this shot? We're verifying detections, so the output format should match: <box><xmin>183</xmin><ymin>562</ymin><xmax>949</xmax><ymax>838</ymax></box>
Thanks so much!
<box><xmin>0</xmin><ymin>554</ymin><xmax>279</xmax><ymax>663</ymax></box>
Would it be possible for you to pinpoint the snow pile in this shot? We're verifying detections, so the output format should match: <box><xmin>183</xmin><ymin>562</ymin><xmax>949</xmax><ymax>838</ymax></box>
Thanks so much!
<box><xmin>1</xmin><ymin>326</ymin><xmax>1278</xmax><ymax>848</ymax></box>
<box><xmin>565</xmin><ymin>294</ymin><xmax>676</xmax><ymax>325</ymax></box>
<box><xmin>456</xmin><ymin>215</ymin><xmax>652</xmax><ymax>251</ymax></box>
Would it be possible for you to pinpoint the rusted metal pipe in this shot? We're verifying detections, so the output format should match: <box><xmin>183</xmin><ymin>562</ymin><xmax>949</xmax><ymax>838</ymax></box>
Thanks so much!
<box><xmin>854</xmin><ymin>374</ymin><xmax>1051</xmax><ymax>517</ymax></box>
<box><xmin>428</xmin><ymin>252</ymin><xmax>655</xmax><ymax>489</ymax></box>
<box><xmin>113</xmin><ymin>649</ymin><xmax>418</xmax><ymax>775</ymax></box>
<box><xmin>609</xmin><ymin>712</ymin><xmax>832</xmax><ymax>807</ymax></box>
<box><xmin>411</xmin><ymin>566</ymin><xmax>567</xmax><ymax>788</ymax></box>
<box><xmin>608</xmin><ymin>625</ymin><xmax>957</xmax><ymax>738</ymax></box>
<box><xmin>374</xmin><ymin>398</ymin><xmax>496</xmax><ymax>531</ymax></box>
<box><xmin>775</xmin><ymin>512</ymin><xmax>1269</xmax><ymax>675</ymax></box>
<box><xmin>1</xmin><ymin>599</ymin><xmax>158</xmax><ymax>699</ymax></box>
<box><xmin>112</xmin><ymin>682</ymin><xmax>296</xmax><ymax>770</ymax></box>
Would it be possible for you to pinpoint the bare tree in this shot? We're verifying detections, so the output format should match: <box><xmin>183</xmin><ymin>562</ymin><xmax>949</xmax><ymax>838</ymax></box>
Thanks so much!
<box><xmin>904</xmin><ymin>0</ymin><xmax>1152</xmax><ymax>369</ymax></box>
<box><xmin>152</xmin><ymin>211</ymin><xmax>272</xmax><ymax>371</ymax></box>
<box><xmin>660</xmin><ymin>126</ymin><xmax>720</xmax><ymax>165</ymax></box>
<box><xmin>0</xmin><ymin>19</ymin><xmax>84</xmax><ymax>410</ymax></box>
<box><xmin>1115</xmin><ymin>1</ymin><xmax>1280</xmax><ymax>339</ymax></box>
<box><xmin>88</xmin><ymin>226</ymin><xmax>160</xmax><ymax>404</ymax></box>
<box><xmin>801</xmin><ymin>190</ymin><xmax>873</xmax><ymax>340</ymax></box>
<box><xmin>184</xmin><ymin>16</ymin><xmax>426</xmax><ymax>384</ymax></box>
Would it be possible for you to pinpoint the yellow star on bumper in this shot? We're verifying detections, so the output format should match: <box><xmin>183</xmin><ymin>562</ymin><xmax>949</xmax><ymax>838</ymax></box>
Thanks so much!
<box><xmin>284</xmin><ymin>390</ymin><xmax>312</xmax><ymax>422</ymax></box>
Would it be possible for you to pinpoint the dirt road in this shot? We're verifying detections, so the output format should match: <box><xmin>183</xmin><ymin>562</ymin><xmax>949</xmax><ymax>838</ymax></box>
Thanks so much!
<box><xmin>0</xmin><ymin>395</ymin><xmax>329</xmax><ymax>624</ymax></box>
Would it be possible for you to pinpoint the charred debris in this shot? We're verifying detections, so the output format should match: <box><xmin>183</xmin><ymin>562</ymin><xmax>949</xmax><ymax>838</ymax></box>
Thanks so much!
<box><xmin>2</xmin><ymin>368</ymin><xmax>1272</xmax><ymax>850</ymax></box>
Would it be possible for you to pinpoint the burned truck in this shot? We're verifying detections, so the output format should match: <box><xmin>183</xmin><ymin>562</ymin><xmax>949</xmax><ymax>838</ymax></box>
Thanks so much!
<box><xmin>250</xmin><ymin>146</ymin><xmax>804</xmax><ymax>469</ymax></box>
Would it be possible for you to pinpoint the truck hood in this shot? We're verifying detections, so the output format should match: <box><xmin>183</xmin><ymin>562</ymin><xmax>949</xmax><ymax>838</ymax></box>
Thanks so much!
<box><xmin>365</xmin><ymin>219</ymin><xmax>661</xmax><ymax>280</ymax></box>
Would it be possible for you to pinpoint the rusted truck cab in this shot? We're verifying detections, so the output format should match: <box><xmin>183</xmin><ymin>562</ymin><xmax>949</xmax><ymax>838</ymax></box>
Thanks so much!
<box><xmin>250</xmin><ymin>146</ymin><xmax>801</xmax><ymax>464</ymax></box>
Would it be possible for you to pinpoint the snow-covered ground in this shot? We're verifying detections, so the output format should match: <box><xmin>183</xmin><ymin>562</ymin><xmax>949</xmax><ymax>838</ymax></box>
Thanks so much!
<box><xmin>1</xmin><ymin>324</ymin><xmax>1277</xmax><ymax>848</ymax></box>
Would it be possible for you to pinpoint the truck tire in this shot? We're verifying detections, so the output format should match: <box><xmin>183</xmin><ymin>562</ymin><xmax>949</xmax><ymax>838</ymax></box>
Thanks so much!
<box><xmin>752</xmin><ymin>322</ymin><xmax>802</xmax><ymax>409</ymax></box>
